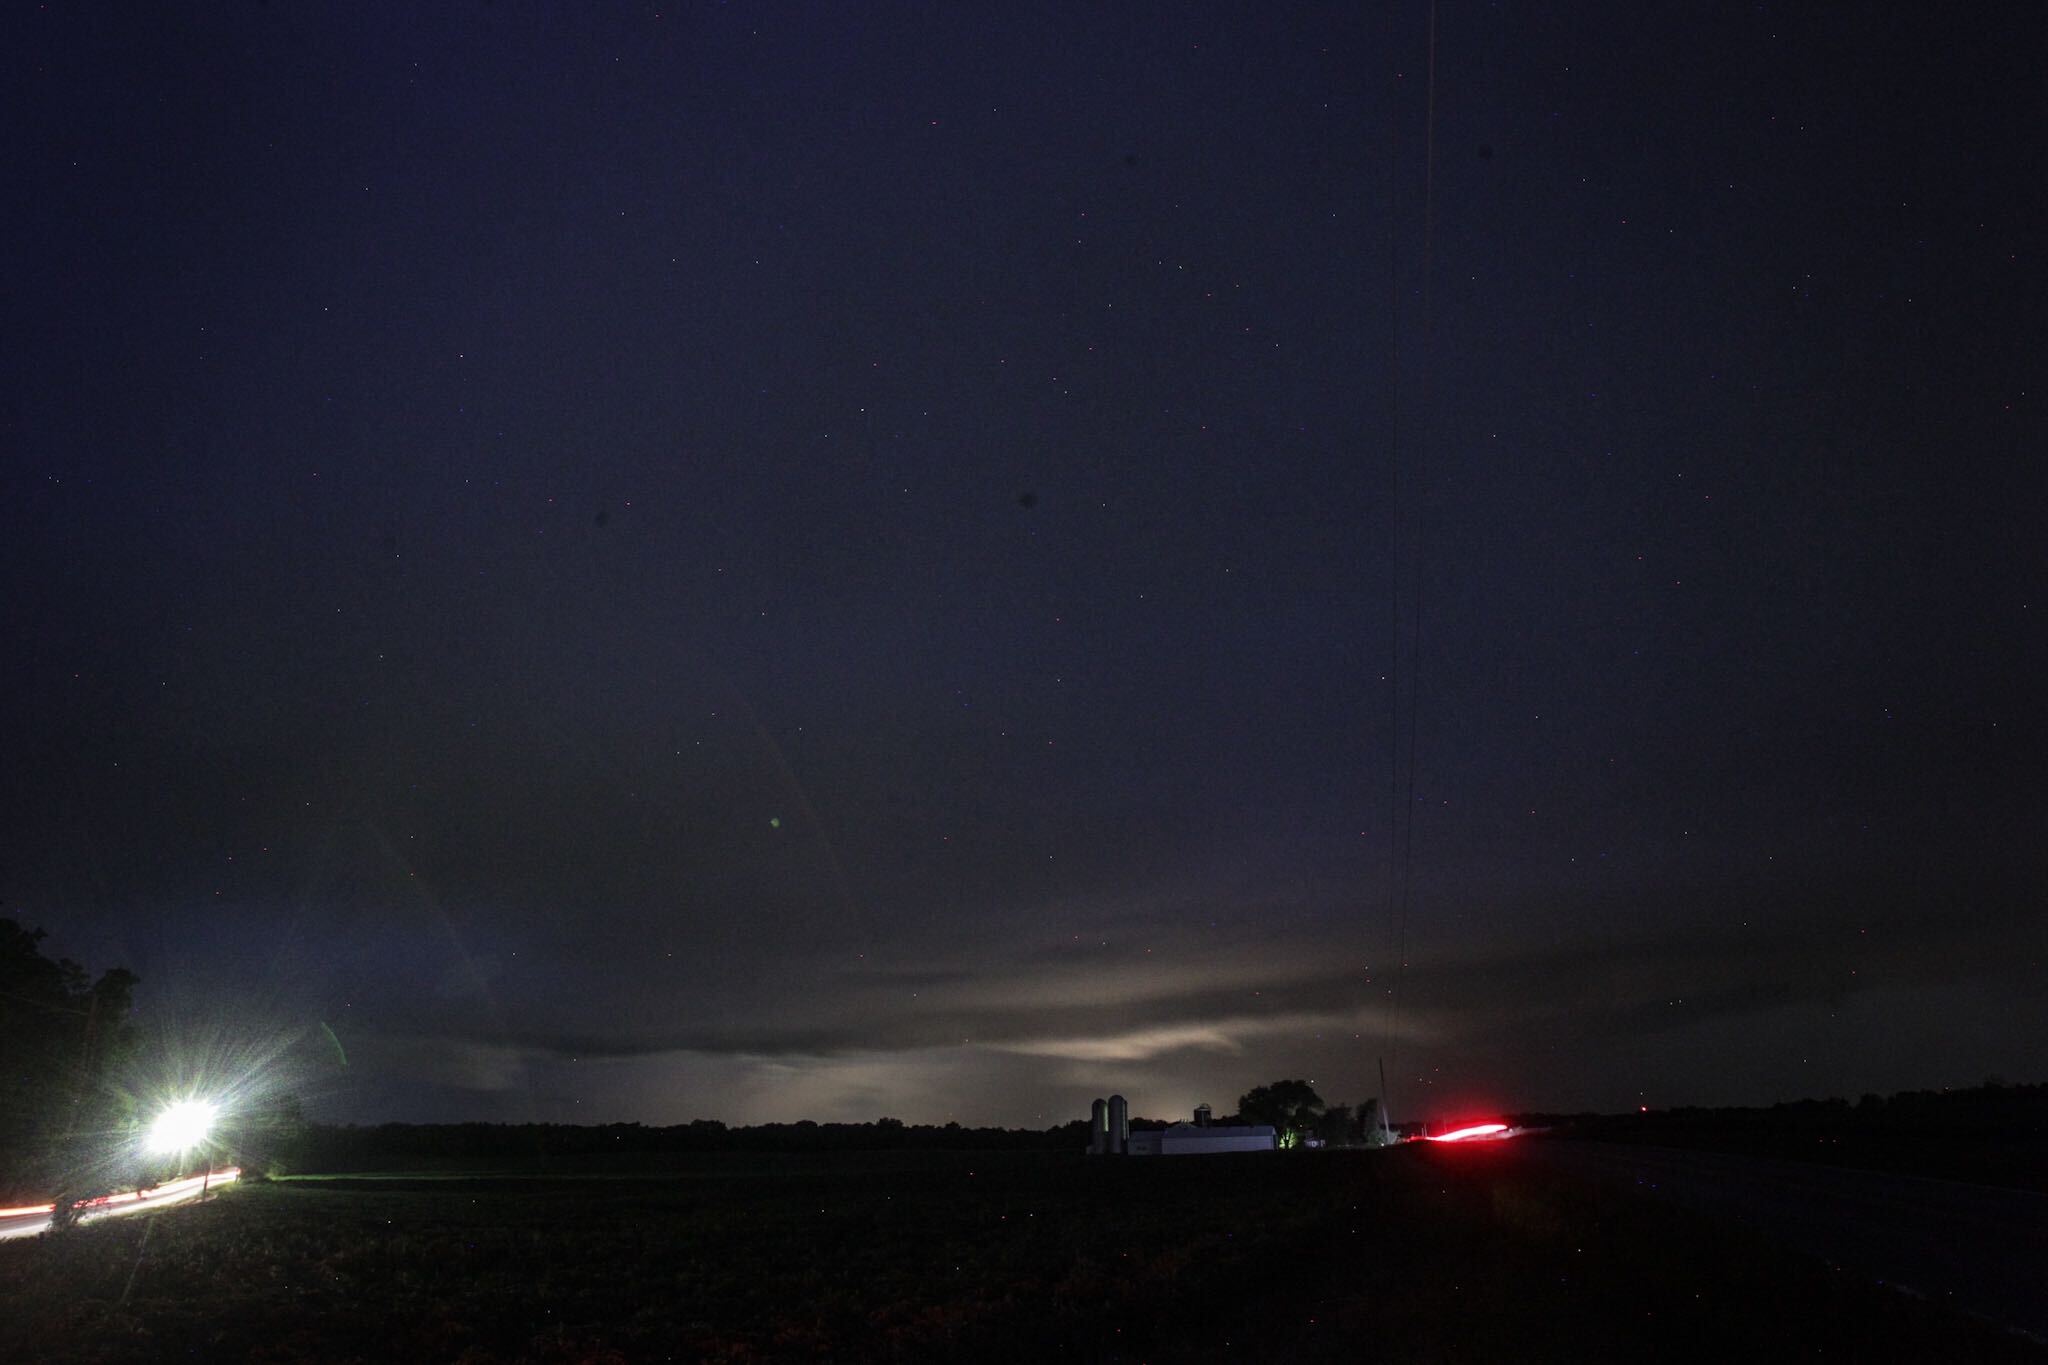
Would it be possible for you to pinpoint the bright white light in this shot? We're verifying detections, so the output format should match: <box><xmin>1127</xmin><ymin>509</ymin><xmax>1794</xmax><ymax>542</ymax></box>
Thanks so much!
<box><xmin>147</xmin><ymin>1100</ymin><xmax>218</xmax><ymax>1155</ymax></box>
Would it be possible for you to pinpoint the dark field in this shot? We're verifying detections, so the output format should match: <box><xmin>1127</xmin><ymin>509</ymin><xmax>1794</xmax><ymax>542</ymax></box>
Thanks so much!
<box><xmin>1543</xmin><ymin>1084</ymin><xmax>2048</xmax><ymax>1195</ymax></box>
<box><xmin>2</xmin><ymin>1143</ymin><xmax>2040</xmax><ymax>1363</ymax></box>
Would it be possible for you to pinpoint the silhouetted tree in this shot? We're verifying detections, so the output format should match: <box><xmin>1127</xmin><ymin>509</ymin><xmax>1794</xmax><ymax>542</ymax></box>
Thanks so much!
<box><xmin>231</xmin><ymin>1092</ymin><xmax>308</xmax><ymax>1178</ymax></box>
<box><xmin>1237</xmin><ymin>1080</ymin><xmax>1325</xmax><ymax>1148</ymax></box>
<box><xmin>0</xmin><ymin>917</ymin><xmax>141</xmax><ymax>1211</ymax></box>
<box><xmin>1355</xmin><ymin>1097</ymin><xmax>1392</xmax><ymax>1147</ymax></box>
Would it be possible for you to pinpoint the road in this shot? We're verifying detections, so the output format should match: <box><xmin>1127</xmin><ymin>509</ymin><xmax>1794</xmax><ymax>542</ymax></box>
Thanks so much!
<box><xmin>1524</xmin><ymin>1139</ymin><xmax>2048</xmax><ymax>1341</ymax></box>
<box><xmin>0</xmin><ymin>1168</ymin><xmax>240</xmax><ymax>1241</ymax></box>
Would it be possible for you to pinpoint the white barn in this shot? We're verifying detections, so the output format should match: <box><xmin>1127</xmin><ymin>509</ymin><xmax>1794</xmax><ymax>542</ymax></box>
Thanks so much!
<box><xmin>1125</xmin><ymin>1121</ymin><xmax>1276</xmax><ymax>1155</ymax></box>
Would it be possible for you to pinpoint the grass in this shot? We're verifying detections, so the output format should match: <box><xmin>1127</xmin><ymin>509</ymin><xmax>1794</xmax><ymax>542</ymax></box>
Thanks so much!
<box><xmin>1</xmin><ymin>1143</ymin><xmax>2039</xmax><ymax>1362</ymax></box>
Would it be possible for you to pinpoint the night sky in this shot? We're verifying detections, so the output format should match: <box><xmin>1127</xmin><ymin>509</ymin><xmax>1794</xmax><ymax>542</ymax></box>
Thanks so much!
<box><xmin>5</xmin><ymin>3</ymin><xmax>2042</xmax><ymax>1129</ymax></box>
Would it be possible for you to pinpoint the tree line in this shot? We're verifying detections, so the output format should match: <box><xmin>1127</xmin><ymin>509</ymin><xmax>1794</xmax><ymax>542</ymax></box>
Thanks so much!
<box><xmin>0</xmin><ymin>917</ymin><xmax>141</xmax><ymax>1205</ymax></box>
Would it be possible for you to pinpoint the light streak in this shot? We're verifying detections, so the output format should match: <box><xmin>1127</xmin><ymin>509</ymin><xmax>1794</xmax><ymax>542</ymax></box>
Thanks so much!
<box><xmin>0</xmin><ymin>1170</ymin><xmax>239</xmax><ymax>1240</ymax></box>
<box><xmin>1424</xmin><ymin>1123</ymin><xmax>1511</xmax><ymax>1142</ymax></box>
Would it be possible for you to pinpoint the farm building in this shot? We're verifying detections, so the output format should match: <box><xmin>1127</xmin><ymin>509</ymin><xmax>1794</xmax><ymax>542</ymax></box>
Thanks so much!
<box><xmin>1085</xmin><ymin>1098</ymin><xmax>1277</xmax><ymax>1155</ymax></box>
<box><xmin>1124</xmin><ymin>1122</ymin><xmax>1276</xmax><ymax>1155</ymax></box>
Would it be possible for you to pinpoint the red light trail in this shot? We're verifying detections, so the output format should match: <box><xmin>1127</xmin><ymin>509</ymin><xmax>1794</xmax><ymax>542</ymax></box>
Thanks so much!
<box><xmin>1423</xmin><ymin>1123</ymin><xmax>1511</xmax><ymax>1142</ymax></box>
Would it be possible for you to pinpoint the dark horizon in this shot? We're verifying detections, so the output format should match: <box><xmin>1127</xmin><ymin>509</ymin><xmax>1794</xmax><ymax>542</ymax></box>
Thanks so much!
<box><xmin>5</xmin><ymin>3</ymin><xmax>2042</xmax><ymax>1130</ymax></box>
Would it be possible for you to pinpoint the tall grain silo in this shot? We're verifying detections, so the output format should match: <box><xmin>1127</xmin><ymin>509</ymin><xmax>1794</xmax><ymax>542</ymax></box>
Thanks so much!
<box><xmin>1108</xmin><ymin>1094</ymin><xmax>1129</xmax><ymax>1155</ymax></box>
<box><xmin>1090</xmin><ymin>1097</ymin><xmax>1109</xmax><ymax>1155</ymax></box>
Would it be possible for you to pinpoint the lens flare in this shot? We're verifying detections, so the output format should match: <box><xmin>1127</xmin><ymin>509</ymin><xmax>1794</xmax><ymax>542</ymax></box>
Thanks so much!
<box><xmin>147</xmin><ymin>1100</ymin><xmax>218</xmax><ymax>1155</ymax></box>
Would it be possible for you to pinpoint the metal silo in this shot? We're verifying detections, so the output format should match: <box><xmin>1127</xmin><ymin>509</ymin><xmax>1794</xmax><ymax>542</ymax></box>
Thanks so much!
<box><xmin>1107</xmin><ymin>1094</ymin><xmax>1129</xmax><ymax>1155</ymax></box>
<box><xmin>1089</xmin><ymin>1097</ymin><xmax>1109</xmax><ymax>1155</ymax></box>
